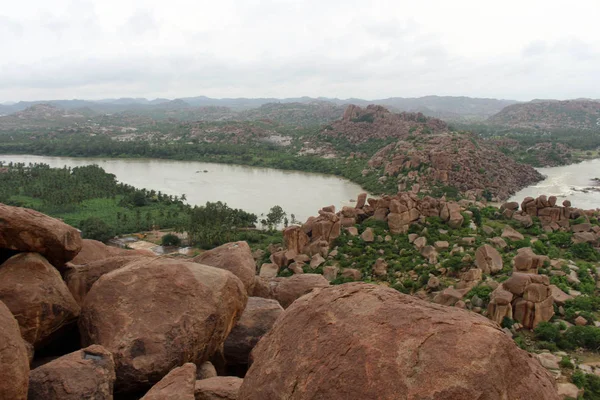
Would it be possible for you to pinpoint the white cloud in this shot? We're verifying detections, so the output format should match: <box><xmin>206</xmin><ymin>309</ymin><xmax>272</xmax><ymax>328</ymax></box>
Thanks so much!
<box><xmin>0</xmin><ymin>0</ymin><xmax>599</xmax><ymax>101</ymax></box>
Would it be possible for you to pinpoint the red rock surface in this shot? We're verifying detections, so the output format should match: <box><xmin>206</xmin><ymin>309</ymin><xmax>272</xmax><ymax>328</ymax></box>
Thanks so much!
<box><xmin>0</xmin><ymin>300</ymin><xmax>29</xmax><ymax>400</ymax></box>
<box><xmin>0</xmin><ymin>253</ymin><xmax>80</xmax><ymax>348</ymax></box>
<box><xmin>0</xmin><ymin>203</ymin><xmax>82</xmax><ymax>266</ymax></box>
<box><xmin>79</xmin><ymin>258</ymin><xmax>247</xmax><ymax>393</ymax></box>
<box><xmin>141</xmin><ymin>363</ymin><xmax>196</xmax><ymax>400</ymax></box>
<box><xmin>193</xmin><ymin>241</ymin><xmax>256</xmax><ymax>294</ymax></box>
<box><xmin>70</xmin><ymin>239</ymin><xmax>152</xmax><ymax>265</ymax></box>
<box><xmin>64</xmin><ymin>255</ymin><xmax>148</xmax><ymax>304</ymax></box>
<box><xmin>195</xmin><ymin>377</ymin><xmax>243</xmax><ymax>400</ymax></box>
<box><xmin>239</xmin><ymin>283</ymin><xmax>558</xmax><ymax>400</ymax></box>
<box><xmin>28</xmin><ymin>345</ymin><xmax>115</xmax><ymax>400</ymax></box>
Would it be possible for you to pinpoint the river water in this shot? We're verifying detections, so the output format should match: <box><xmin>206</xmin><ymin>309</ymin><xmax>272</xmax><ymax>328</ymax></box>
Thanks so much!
<box><xmin>509</xmin><ymin>158</ymin><xmax>600</xmax><ymax>210</ymax></box>
<box><xmin>0</xmin><ymin>155</ymin><xmax>365</xmax><ymax>222</ymax></box>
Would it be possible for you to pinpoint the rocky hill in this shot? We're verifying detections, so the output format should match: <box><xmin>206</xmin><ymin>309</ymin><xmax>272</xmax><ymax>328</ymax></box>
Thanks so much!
<box><xmin>0</xmin><ymin>104</ymin><xmax>92</xmax><ymax>130</ymax></box>
<box><xmin>323</xmin><ymin>105</ymin><xmax>543</xmax><ymax>200</ymax></box>
<box><xmin>322</xmin><ymin>104</ymin><xmax>449</xmax><ymax>144</ymax></box>
<box><xmin>488</xmin><ymin>100</ymin><xmax>600</xmax><ymax>131</ymax></box>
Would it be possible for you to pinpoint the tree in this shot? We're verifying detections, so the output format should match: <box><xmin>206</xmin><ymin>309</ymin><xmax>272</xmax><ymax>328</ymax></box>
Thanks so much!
<box><xmin>266</xmin><ymin>205</ymin><xmax>286</xmax><ymax>230</ymax></box>
<box><xmin>80</xmin><ymin>217</ymin><xmax>115</xmax><ymax>242</ymax></box>
<box><xmin>161</xmin><ymin>233</ymin><xmax>181</xmax><ymax>247</ymax></box>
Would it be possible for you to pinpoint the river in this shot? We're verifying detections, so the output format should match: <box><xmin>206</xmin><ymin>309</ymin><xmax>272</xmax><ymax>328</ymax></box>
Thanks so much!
<box><xmin>0</xmin><ymin>155</ymin><xmax>366</xmax><ymax>222</ymax></box>
<box><xmin>509</xmin><ymin>158</ymin><xmax>600</xmax><ymax>210</ymax></box>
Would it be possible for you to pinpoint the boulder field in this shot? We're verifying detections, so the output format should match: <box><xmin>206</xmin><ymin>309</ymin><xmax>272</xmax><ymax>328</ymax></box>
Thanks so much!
<box><xmin>0</xmin><ymin>201</ymin><xmax>584</xmax><ymax>398</ymax></box>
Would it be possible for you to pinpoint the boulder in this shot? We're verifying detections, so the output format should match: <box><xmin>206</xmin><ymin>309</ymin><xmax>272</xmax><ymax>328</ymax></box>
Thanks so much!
<box><xmin>193</xmin><ymin>241</ymin><xmax>256</xmax><ymax>294</ymax></box>
<box><xmin>79</xmin><ymin>258</ymin><xmax>247</xmax><ymax>393</ymax></box>
<box><xmin>413</xmin><ymin>236</ymin><xmax>427</xmax><ymax>251</ymax></box>
<box><xmin>238</xmin><ymin>283</ymin><xmax>559</xmax><ymax>400</ymax></box>
<box><xmin>197</xmin><ymin>361</ymin><xmax>217</xmax><ymax>380</ymax></box>
<box><xmin>64</xmin><ymin>255</ymin><xmax>146</xmax><ymax>304</ymax></box>
<box><xmin>224</xmin><ymin>297</ymin><xmax>283</xmax><ymax>367</ymax></box>
<box><xmin>0</xmin><ymin>204</ymin><xmax>82</xmax><ymax>267</ymax></box>
<box><xmin>0</xmin><ymin>253</ymin><xmax>80</xmax><ymax>348</ymax></box>
<box><xmin>372</xmin><ymin>258</ymin><xmax>388</xmax><ymax>277</ymax></box>
<box><xmin>557</xmin><ymin>382</ymin><xmax>583</xmax><ymax>399</ymax></box>
<box><xmin>360</xmin><ymin>228</ymin><xmax>374</xmax><ymax>242</ymax></box>
<box><xmin>323</xmin><ymin>265</ymin><xmax>339</xmax><ymax>281</ymax></box>
<box><xmin>28</xmin><ymin>345</ymin><xmax>115</xmax><ymax>400</ymax></box>
<box><xmin>575</xmin><ymin>316</ymin><xmax>588</xmax><ymax>326</ymax></box>
<box><xmin>550</xmin><ymin>285</ymin><xmax>573</xmax><ymax>306</ymax></box>
<box><xmin>0</xmin><ymin>300</ymin><xmax>29</xmax><ymax>400</ymax></box>
<box><xmin>141</xmin><ymin>363</ymin><xmax>196</xmax><ymax>400</ymax></box>
<box><xmin>70</xmin><ymin>239</ymin><xmax>150</xmax><ymax>265</ymax></box>
<box><xmin>195</xmin><ymin>377</ymin><xmax>243</xmax><ymax>400</ymax></box>
<box><xmin>282</xmin><ymin>226</ymin><xmax>310</xmax><ymax>255</ymax></box>
<box><xmin>310</xmin><ymin>254</ymin><xmax>326</xmax><ymax>269</ymax></box>
<box><xmin>259</xmin><ymin>263</ymin><xmax>279</xmax><ymax>278</ymax></box>
<box><xmin>474</xmin><ymin>244</ymin><xmax>503</xmax><ymax>274</ymax></box>
<box><xmin>270</xmin><ymin>274</ymin><xmax>330</xmax><ymax>309</ymax></box>
<box><xmin>501</xmin><ymin>226</ymin><xmax>524</xmax><ymax>241</ymax></box>
<box><xmin>432</xmin><ymin>287</ymin><xmax>464</xmax><ymax>306</ymax></box>
<box><xmin>341</xmin><ymin>268</ymin><xmax>362</xmax><ymax>281</ymax></box>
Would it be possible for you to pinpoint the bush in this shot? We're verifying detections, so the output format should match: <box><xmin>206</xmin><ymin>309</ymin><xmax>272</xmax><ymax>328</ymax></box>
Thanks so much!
<box><xmin>161</xmin><ymin>233</ymin><xmax>181</xmax><ymax>247</ymax></box>
<box><xmin>79</xmin><ymin>217</ymin><xmax>115</xmax><ymax>242</ymax></box>
<box><xmin>534</xmin><ymin>322</ymin><xmax>560</xmax><ymax>342</ymax></box>
<box><xmin>559</xmin><ymin>356</ymin><xmax>574</xmax><ymax>369</ymax></box>
<box><xmin>572</xmin><ymin>370</ymin><xmax>600</xmax><ymax>399</ymax></box>
<box><xmin>563</xmin><ymin>326</ymin><xmax>600</xmax><ymax>351</ymax></box>
<box><xmin>467</xmin><ymin>285</ymin><xmax>494</xmax><ymax>304</ymax></box>
<box><xmin>572</xmin><ymin>242</ymin><xmax>599</xmax><ymax>261</ymax></box>
<box><xmin>548</xmin><ymin>231</ymin><xmax>573</xmax><ymax>248</ymax></box>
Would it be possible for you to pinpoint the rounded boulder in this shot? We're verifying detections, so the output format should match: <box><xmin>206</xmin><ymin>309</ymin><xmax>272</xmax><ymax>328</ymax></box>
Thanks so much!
<box><xmin>193</xmin><ymin>241</ymin><xmax>257</xmax><ymax>294</ymax></box>
<box><xmin>0</xmin><ymin>253</ymin><xmax>80</xmax><ymax>348</ymax></box>
<box><xmin>239</xmin><ymin>282</ymin><xmax>559</xmax><ymax>400</ymax></box>
<box><xmin>79</xmin><ymin>258</ymin><xmax>247</xmax><ymax>393</ymax></box>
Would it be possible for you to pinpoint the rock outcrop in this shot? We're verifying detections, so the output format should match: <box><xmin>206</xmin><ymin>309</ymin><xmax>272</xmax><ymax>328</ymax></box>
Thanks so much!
<box><xmin>79</xmin><ymin>258</ymin><xmax>247</xmax><ymax>393</ymax></box>
<box><xmin>488</xmin><ymin>272</ymin><xmax>554</xmax><ymax>329</ymax></box>
<box><xmin>0</xmin><ymin>203</ymin><xmax>82</xmax><ymax>267</ymax></box>
<box><xmin>0</xmin><ymin>253</ymin><xmax>80</xmax><ymax>348</ymax></box>
<box><xmin>0</xmin><ymin>300</ymin><xmax>29</xmax><ymax>400</ymax></box>
<box><xmin>239</xmin><ymin>283</ymin><xmax>558</xmax><ymax>400</ymax></box>
<box><xmin>28</xmin><ymin>345</ymin><xmax>115</xmax><ymax>400</ymax></box>
<box><xmin>193</xmin><ymin>241</ymin><xmax>257</xmax><ymax>294</ymax></box>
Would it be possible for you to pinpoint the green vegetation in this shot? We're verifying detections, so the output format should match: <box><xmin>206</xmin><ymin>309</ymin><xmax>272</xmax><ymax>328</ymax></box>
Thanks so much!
<box><xmin>572</xmin><ymin>370</ymin><xmax>600</xmax><ymax>399</ymax></box>
<box><xmin>161</xmin><ymin>233</ymin><xmax>181</xmax><ymax>247</ymax></box>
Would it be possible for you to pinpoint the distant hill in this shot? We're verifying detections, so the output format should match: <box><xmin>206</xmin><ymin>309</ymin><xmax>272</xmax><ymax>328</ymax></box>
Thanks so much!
<box><xmin>487</xmin><ymin>99</ymin><xmax>600</xmax><ymax>131</ymax></box>
<box><xmin>0</xmin><ymin>95</ymin><xmax>519</xmax><ymax>121</ymax></box>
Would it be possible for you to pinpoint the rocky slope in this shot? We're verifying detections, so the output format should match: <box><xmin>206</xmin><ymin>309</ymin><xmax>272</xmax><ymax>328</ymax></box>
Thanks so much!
<box><xmin>3</xmin><ymin>199</ymin><xmax>589</xmax><ymax>399</ymax></box>
<box><xmin>488</xmin><ymin>99</ymin><xmax>600</xmax><ymax>131</ymax></box>
<box><xmin>324</xmin><ymin>105</ymin><xmax>544</xmax><ymax>200</ymax></box>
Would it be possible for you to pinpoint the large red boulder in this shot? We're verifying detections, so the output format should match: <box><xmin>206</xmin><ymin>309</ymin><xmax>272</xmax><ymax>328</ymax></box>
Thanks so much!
<box><xmin>64</xmin><ymin>255</ymin><xmax>148</xmax><ymax>304</ymax></box>
<box><xmin>0</xmin><ymin>253</ymin><xmax>80</xmax><ymax>348</ymax></box>
<box><xmin>193</xmin><ymin>241</ymin><xmax>256</xmax><ymax>294</ymax></box>
<box><xmin>27</xmin><ymin>345</ymin><xmax>115</xmax><ymax>400</ymax></box>
<box><xmin>239</xmin><ymin>283</ymin><xmax>558</xmax><ymax>400</ymax></box>
<box><xmin>141</xmin><ymin>363</ymin><xmax>196</xmax><ymax>400</ymax></box>
<box><xmin>0</xmin><ymin>204</ymin><xmax>82</xmax><ymax>266</ymax></box>
<box><xmin>70</xmin><ymin>239</ymin><xmax>152</xmax><ymax>265</ymax></box>
<box><xmin>79</xmin><ymin>258</ymin><xmax>247</xmax><ymax>393</ymax></box>
<box><xmin>0</xmin><ymin>300</ymin><xmax>29</xmax><ymax>400</ymax></box>
<box><xmin>224</xmin><ymin>297</ymin><xmax>283</xmax><ymax>367</ymax></box>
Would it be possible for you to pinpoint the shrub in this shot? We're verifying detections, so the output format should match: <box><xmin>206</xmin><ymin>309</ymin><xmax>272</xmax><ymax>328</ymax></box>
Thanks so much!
<box><xmin>161</xmin><ymin>233</ymin><xmax>181</xmax><ymax>247</ymax></box>
<box><xmin>548</xmin><ymin>231</ymin><xmax>573</xmax><ymax>248</ymax></box>
<box><xmin>559</xmin><ymin>356</ymin><xmax>574</xmax><ymax>369</ymax></box>
<box><xmin>572</xmin><ymin>370</ymin><xmax>600</xmax><ymax>399</ymax></box>
<box><xmin>467</xmin><ymin>285</ymin><xmax>494</xmax><ymax>304</ymax></box>
<box><xmin>534</xmin><ymin>322</ymin><xmax>560</xmax><ymax>342</ymax></box>
<box><xmin>562</xmin><ymin>326</ymin><xmax>600</xmax><ymax>351</ymax></box>
<box><xmin>532</xmin><ymin>240</ymin><xmax>548</xmax><ymax>255</ymax></box>
<box><xmin>572</xmin><ymin>242</ymin><xmax>599</xmax><ymax>261</ymax></box>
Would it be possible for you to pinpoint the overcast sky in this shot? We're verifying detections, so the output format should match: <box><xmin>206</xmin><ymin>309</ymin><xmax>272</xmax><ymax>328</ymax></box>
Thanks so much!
<box><xmin>1</xmin><ymin>0</ymin><xmax>599</xmax><ymax>102</ymax></box>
